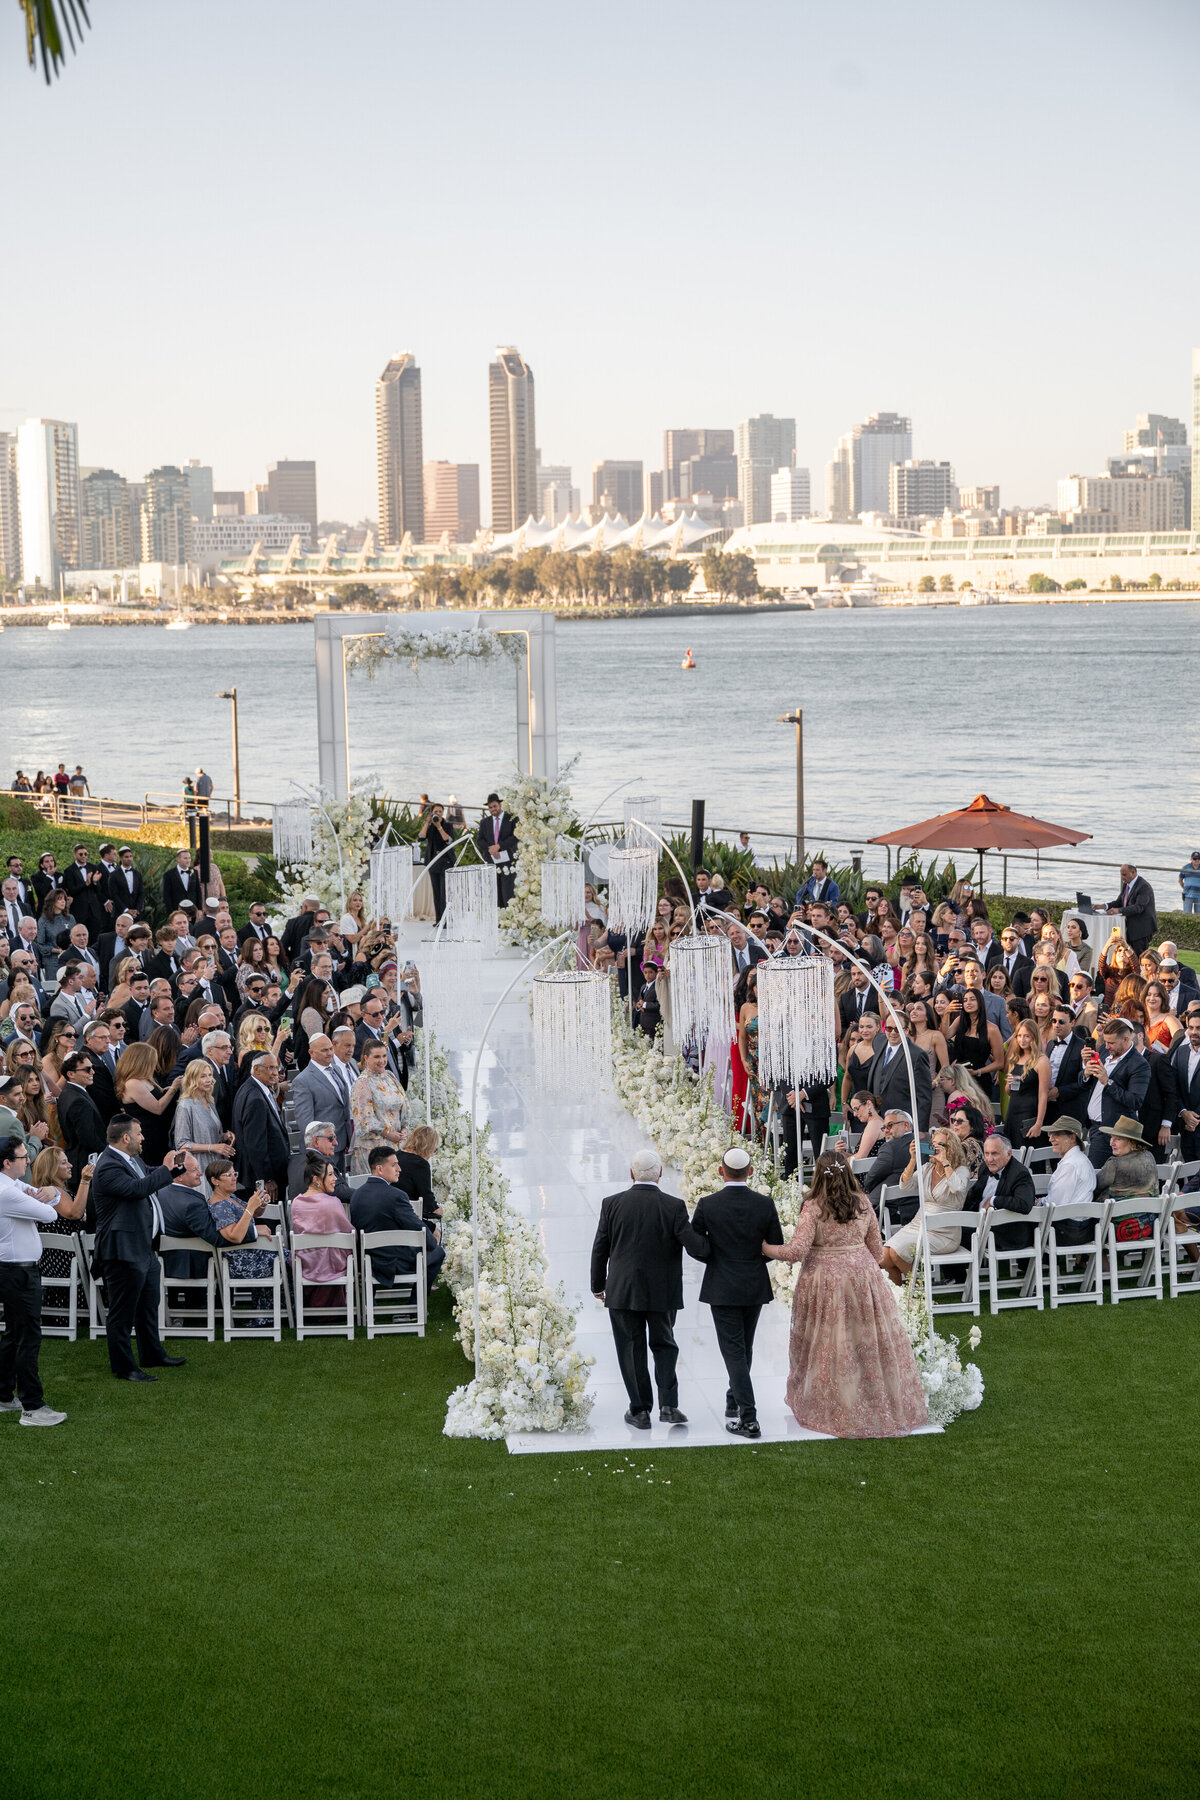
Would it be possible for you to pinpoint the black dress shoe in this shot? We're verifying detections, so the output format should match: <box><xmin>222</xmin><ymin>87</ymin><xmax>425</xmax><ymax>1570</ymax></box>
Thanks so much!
<box><xmin>122</xmin><ymin>1370</ymin><xmax>158</xmax><ymax>1383</ymax></box>
<box><xmin>659</xmin><ymin>1406</ymin><xmax>688</xmax><ymax>1425</ymax></box>
<box><xmin>624</xmin><ymin>1408</ymin><xmax>651</xmax><ymax>1429</ymax></box>
<box><xmin>727</xmin><ymin>1416</ymin><xmax>761</xmax><ymax>1438</ymax></box>
<box><xmin>145</xmin><ymin>1356</ymin><xmax>187</xmax><ymax>1368</ymax></box>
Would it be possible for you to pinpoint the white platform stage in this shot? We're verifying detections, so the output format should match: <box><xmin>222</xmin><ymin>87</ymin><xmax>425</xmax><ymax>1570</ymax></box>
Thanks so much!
<box><xmin>408</xmin><ymin>929</ymin><xmax>940</xmax><ymax>1455</ymax></box>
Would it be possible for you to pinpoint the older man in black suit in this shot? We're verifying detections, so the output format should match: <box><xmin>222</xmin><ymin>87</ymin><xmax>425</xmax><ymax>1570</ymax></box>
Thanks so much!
<box><xmin>477</xmin><ymin>793</ymin><xmax>518</xmax><ymax>907</ymax></box>
<box><xmin>590</xmin><ymin>1148</ymin><xmax>708</xmax><ymax>1429</ymax></box>
<box><xmin>91</xmin><ymin>1114</ymin><xmax>189</xmax><ymax>1380</ymax></box>
<box><xmin>861</xmin><ymin>1110</ymin><xmax>918</xmax><ymax>1217</ymax></box>
<box><xmin>965</xmin><ymin>1133</ymin><xmax>1036</xmax><ymax>1249</ymax></box>
<box><xmin>231</xmin><ymin>1052</ymin><xmax>290</xmax><ymax>1199</ymax></box>
<box><xmin>688</xmin><ymin>1146</ymin><xmax>783</xmax><ymax>1438</ymax></box>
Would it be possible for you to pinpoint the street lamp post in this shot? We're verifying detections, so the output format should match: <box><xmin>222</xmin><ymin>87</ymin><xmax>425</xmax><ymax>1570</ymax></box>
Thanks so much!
<box><xmin>776</xmin><ymin>706</ymin><xmax>804</xmax><ymax>867</ymax></box>
<box><xmin>215</xmin><ymin>688</ymin><xmax>241</xmax><ymax>822</ymax></box>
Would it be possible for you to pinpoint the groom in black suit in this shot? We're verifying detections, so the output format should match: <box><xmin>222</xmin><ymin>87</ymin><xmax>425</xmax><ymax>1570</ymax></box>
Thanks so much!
<box><xmin>590</xmin><ymin>1149</ymin><xmax>708</xmax><ymax>1429</ymax></box>
<box><xmin>689</xmin><ymin>1146</ymin><xmax>784</xmax><ymax>1438</ymax></box>
<box><xmin>476</xmin><ymin>793</ymin><xmax>518</xmax><ymax>908</ymax></box>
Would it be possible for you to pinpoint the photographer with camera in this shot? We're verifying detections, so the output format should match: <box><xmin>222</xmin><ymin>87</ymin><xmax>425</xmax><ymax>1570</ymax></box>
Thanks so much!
<box><xmin>418</xmin><ymin>803</ymin><xmax>455</xmax><ymax>921</ymax></box>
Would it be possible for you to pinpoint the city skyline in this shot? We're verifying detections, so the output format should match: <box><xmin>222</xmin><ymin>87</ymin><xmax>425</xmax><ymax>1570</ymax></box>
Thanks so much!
<box><xmin>3</xmin><ymin>0</ymin><xmax>1197</xmax><ymax>519</ymax></box>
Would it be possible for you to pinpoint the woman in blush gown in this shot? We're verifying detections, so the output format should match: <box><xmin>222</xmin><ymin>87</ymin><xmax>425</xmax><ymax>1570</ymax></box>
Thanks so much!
<box><xmin>764</xmin><ymin>1152</ymin><xmax>928</xmax><ymax>1438</ymax></box>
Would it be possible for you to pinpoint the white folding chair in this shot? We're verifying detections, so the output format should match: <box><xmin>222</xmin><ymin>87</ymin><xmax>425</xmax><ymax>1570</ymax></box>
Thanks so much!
<box><xmin>1104</xmin><ymin>1195</ymin><xmax>1165</xmax><ymax>1303</ymax></box>
<box><xmin>36</xmin><ymin>1231</ymin><xmax>83</xmax><ymax>1340</ymax></box>
<box><xmin>157</xmin><ymin>1236</ymin><xmax>217</xmax><ymax>1340</ymax></box>
<box><xmin>346</xmin><ymin>1173</ymin><xmax>370</xmax><ymax>1191</ymax></box>
<box><xmin>879</xmin><ymin>1181</ymin><xmax>918</xmax><ymax>1241</ymax></box>
<box><xmin>921</xmin><ymin>1209</ymin><xmax>982</xmax><ymax>1316</ymax></box>
<box><xmin>78</xmin><ymin>1231</ymin><xmax>107</xmax><ymax>1338</ymax></box>
<box><xmin>1166</xmin><ymin>1175</ymin><xmax>1200</xmax><ymax>1297</ymax></box>
<box><xmin>1031</xmin><ymin>1172</ymin><xmax>1052</xmax><ymax>1196</ymax></box>
<box><xmin>980</xmin><ymin>1204</ymin><xmax>1047</xmax><ymax>1311</ymax></box>
<box><xmin>257</xmin><ymin>1205</ymin><xmax>295</xmax><ymax>1324</ymax></box>
<box><xmin>361</xmin><ymin>1230</ymin><xmax>426</xmax><ymax>1338</ymax></box>
<box><xmin>1023</xmin><ymin>1146</ymin><xmax>1059</xmax><ymax>1174</ymax></box>
<box><xmin>1046</xmin><ymin>1202</ymin><xmax>1110</xmax><ymax>1306</ymax></box>
<box><xmin>219</xmin><ymin>1231</ymin><xmax>285</xmax><ymax>1341</ymax></box>
<box><xmin>293</xmin><ymin>1231</ymin><xmax>356</xmax><ymax>1340</ymax></box>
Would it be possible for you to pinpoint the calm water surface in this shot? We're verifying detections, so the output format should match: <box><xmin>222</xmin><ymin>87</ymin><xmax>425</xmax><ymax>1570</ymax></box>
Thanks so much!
<box><xmin>1</xmin><ymin>602</ymin><xmax>1196</xmax><ymax>895</ymax></box>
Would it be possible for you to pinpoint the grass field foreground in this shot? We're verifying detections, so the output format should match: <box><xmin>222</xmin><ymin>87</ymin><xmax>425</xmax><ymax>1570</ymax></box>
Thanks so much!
<box><xmin>3</xmin><ymin>1289</ymin><xmax>1198</xmax><ymax>1800</ymax></box>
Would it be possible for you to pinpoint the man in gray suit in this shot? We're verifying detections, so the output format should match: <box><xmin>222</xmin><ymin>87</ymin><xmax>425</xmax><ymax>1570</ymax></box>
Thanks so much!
<box><xmin>867</xmin><ymin>1019</ymin><xmax>932</xmax><ymax>1131</ymax></box>
<box><xmin>288</xmin><ymin>1035</ymin><xmax>352</xmax><ymax>1168</ymax></box>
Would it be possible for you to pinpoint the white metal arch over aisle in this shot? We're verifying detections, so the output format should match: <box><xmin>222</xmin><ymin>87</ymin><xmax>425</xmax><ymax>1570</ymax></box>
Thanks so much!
<box><xmin>314</xmin><ymin>609</ymin><xmax>559</xmax><ymax>799</ymax></box>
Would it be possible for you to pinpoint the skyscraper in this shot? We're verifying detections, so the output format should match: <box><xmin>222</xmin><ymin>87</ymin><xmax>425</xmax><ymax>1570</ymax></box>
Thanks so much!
<box><xmin>267</xmin><ymin>459</ymin><xmax>318</xmax><ymax>536</ymax></box>
<box><xmin>736</xmin><ymin>415</ymin><xmax>796</xmax><ymax>527</ymax></box>
<box><xmin>663</xmin><ymin>428</ymin><xmax>734</xmax><ymax>501</ymax></box>
<box><xmin>889</xmin><ymin>460</ymin><xmax>956</xmax><ymax>519</ymax></box>
<box><xmin>81</xmin><ymin>469</ymin><xmax>135</xmax><ymax>568</ymax></box>
<box><xmin>16</xmin><ymin>417</ymin><xmax>80</xmax><ymax>588</ymax></box>
<box><xmin>770</xmin><ymin>466</ymin><xmax>811</xmax><ymax>522</ymax></box>
<box><xmin>489</xmin><ymin>347</ymin><xmax>537</xmax><ymax>532</ymax></box>
<box><xmin>826</xmin><ymin>412</ymin><xmax>913</xmax><ymax>519</ymax></box>
<box><xmin>1193</xmin><ymin>350</ymin><xmax>1200</xmax><ymax>530</ymax></box>
<box><xmin>1123</xmin><ymin>412</ymin><xmax>1187</xmax><ymax>453</ymax></box>
<box><xmin>591</xmin><ymin>460</ymin><xmax>644</xmax><ymax>520</ymax></box>
<box><xmin>0</xmin><ymin>432</ymin><xmax>20</xmax><ymax>580</ymax></box>
<box><xmin>184</xmin><ymin>460</ymin><xmax>214</xmax><ymax>521</ymax></box>
<box><xmin>376</xmin><ymin>353</ymin><xmax>425</xmax><ymax>545</ymax></box>
<box><xmin>140</xmin><ymin>466</ymin><xmax>194</xmax><ymax>564</ymax></box>
<box><xmin>423</xmin><ymin>462</ymin><xmax>481</xmax><ymax>542</ymax></box>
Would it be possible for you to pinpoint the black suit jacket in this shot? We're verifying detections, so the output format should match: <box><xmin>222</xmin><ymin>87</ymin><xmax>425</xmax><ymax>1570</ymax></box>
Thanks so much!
<box><xmin>57</xmin><ymin>1079</ymin><xmax>107</xmax><ymax>1181</ymax></box>
<box><xmin>966</xmin><ymin>1156</ymin><xmax>1036</xmax><ymax>1250</ymax></box>
<box><xmin>231</xmin><ymin>1078</ymin><xmax>290</xmax><ymax>1194</ymax></box>
<box><xmin>1140</xmin><ymin>1050</ymin><xmax>1178</xmax><ymax>1149</ymax></box>
<box><xmin>91</xmin><ymin>1146</ymin><xmax>176</xmax><ymax>1267</ymax></box>
<box><xmin>350</xmin><ymin>1176</ymin><xmax>437</xmax><ymax>1284</ymax></box>
<box><xmin>1168</xmin><ymin>1039</ymin><xmax>1200</xmax><ymax>1120</ymax></box>
<box><xmin>867</xmin><ymin>1042</ymin><xmax>932</xmax><ymax>1131</ymax></box>
<box><xmin>281</xmin><ymin>910</ymin><xmax>317</xmax><ymax>963</ymax></box>
<box><xmin>32</xmin><ymin>870</ymin><xmax>61</xmax><ymax>908</ymax></box>
<box><xmin>145</xmin><ymin>949</ymin><xmax>180</xmax><ymax>986</ymax></box>
<box><xmin>1047</xmin><ymin>1033</ymin><xmax>1090</xmax><ymax>1126</ymax></box>
<box><xmin>862</xmin><ymin>1133</ymin><xmax>914</xmax><ymax>1203</ymax></box>
<box><xmin>1085</xmin><ymin>1047</ymin><xmax>1151</xmax><ymax>1132</ymax></box>
<box><xmin>286</xmin><ymin>1150</ymin><xmax>352</xmax><ymax>1205</ymax></box>
<box><xmin>82</xmin><ymin>1048</ymin><xmax>119</xmax><ymax>1124</ymax></box>
<box><xmin>394</xmin><ymin>1148</ymin><xmax>437</xmax><ymax>1220</ymax></box>
<box><xmin>476</xmin><ymin>811</ymin><xmax>518</xmax><ymax>868</ymax></box>
<box><xmin>997</xmin><ymin>952</ymin><xmax>1032</xmax><ymax>992</ymax></box>
<box><xmin>689</xmin><ymin>1183</ymin><xmax>783</xmax><ymax>1306</ymax></box>
<box><xmin>107</xmin><ymin>866</ymin><xmax>145</xmax><ymax>915</ymax></box>
<box><xmin>589</xmin><ymin>1183</ymin><xmax>708</xmax><ymax>1312</ymax></box>
<box><xmin>839</xmin><ymin>986</ymin><xmax>875</xmax><ymax>1034</ymax></box>
<box><xmin>1109</xmin><ymin>875</ymin><xmax>1157</xmax><ymax>946</ymax></box>
<box><xmin>62</xmin><ymin>861</ymin><xmax>93</xmax><ymax>904</ymax></box>
<box><xmin>163</xmin><ymin>866</ymin><xmax>203</xmax><ymax>911</ymax></box>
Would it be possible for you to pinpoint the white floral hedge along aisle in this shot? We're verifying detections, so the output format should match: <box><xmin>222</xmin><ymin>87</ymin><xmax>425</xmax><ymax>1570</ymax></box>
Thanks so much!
<box><xmin>609</xmin><ymin>998</ymin><xmax>984</xmax><ymax>1431</ymax></box>
<box><xmin>498</xmin><ymin>759</ymin><xmax>583</xmax><ymax>949</ymax></box>
<box><xmin>412</xmin><ymin>1034</ymin><xmax>594</xmax><ymax>1439</ymax></box>
<box><xmin>272</xmin><ymin>776</ymin><xmax>383</xmax><ymax>921</ymax></box>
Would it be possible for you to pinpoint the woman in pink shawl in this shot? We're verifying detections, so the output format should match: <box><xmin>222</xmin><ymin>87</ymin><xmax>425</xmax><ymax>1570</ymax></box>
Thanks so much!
<box><xmin>290</xmin><ymin>1154</ymin><xmax>353</xmax><ymax>1306</ymax></box>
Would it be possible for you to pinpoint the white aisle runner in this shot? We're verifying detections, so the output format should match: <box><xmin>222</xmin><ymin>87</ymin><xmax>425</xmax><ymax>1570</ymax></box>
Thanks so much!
<box><xmin>415</xmin><ymin>935</ymin><xmax>883</xmax><ymax>1454</ymax></box>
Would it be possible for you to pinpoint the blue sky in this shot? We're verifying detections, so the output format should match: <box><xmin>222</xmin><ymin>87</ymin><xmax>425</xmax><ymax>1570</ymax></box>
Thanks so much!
<box><xmin>3</xmin><ymin>0</ymin><xmax>1198</xmax><ymax>520</ymax></box>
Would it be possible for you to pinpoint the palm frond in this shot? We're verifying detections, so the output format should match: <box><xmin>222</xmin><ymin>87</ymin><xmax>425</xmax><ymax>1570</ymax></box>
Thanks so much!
<box><xmin>20</xmin><ymin>0</ymin><xmax>90</xmax><ymax>83</ymax></box>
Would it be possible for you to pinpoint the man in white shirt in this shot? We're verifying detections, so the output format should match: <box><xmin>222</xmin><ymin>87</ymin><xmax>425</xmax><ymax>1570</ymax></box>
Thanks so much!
<box><xmin>1043</xmin><ymin>1114</ymin><xmax>1098</xmax><ymax>1248</ymax></box>
<box><xmin>0</xmin><ymin>1133</ymin><xmax>84</xmax><ymax>1424</ymax></box>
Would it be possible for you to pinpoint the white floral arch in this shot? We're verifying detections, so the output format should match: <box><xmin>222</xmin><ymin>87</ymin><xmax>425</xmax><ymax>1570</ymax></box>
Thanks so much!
<box><xmin>314</xmin><ymin>609</ymin><xmax>559</xmax><ymax>801</ymax></box>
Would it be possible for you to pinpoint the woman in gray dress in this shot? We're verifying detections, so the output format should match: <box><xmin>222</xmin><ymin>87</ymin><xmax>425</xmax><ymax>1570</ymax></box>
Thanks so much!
<box><xmin>172</xmin><ymin>1058</ymin><xmax>232</xmax><ymax>1193</ymax></box>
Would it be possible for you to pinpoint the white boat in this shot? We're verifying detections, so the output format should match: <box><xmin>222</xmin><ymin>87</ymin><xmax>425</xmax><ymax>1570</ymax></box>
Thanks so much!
<box><xmin>47</xmin><ymin>609</ymin><xmax>70</xmax><ymax>631</ymax></box>
<box><xmin>164</xmin><ymin>616</ymin><xmax>192</xmax><ymax>630</ymax></box>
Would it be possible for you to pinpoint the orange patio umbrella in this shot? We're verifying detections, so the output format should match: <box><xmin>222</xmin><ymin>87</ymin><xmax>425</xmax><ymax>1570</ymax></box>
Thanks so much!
<box><xmin>868</xmin><ymin>793</ymin><xmax>1092</xmax><ymax>884</ymax></box>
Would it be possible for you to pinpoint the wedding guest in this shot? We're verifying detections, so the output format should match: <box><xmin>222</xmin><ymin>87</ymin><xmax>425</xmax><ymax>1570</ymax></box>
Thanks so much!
<box><xmin>350</xmin><ymin>1040</ymin><xmax>407</xmax><ymax>1174</ymax></box>
<box><xmin>171</xmin><ymin>1058</ymin><xmax>232</xmax><ymax>1192</ymax></box>
<box><xmin>351</xmin><ymin>1144</ymin><xmax>444</xmax><ymax>1295</ymax></box>
<box><xmin>763</xmin><ymin>1152</ymin><xmax>928</xmax><ymax>1437</ymax></box>
<box><xmin>1002</xmin><ymin>1020</ymin><xmax>1051</xmax><ymax>1148</ymax></box>
<box><xmin>879</xmin><ymin>1127</ymin><xmax>972</xmax><ymax>1283</ymax></box>
<box><xmin>291</xmin><ymin>1154</ymin><xmax>354</xmax><ymax>1306</ymax></box>
<box><xmin>0</xmin><ymin>1134</ymin><xmax>84</xmax><ymax>1425</ymax></box>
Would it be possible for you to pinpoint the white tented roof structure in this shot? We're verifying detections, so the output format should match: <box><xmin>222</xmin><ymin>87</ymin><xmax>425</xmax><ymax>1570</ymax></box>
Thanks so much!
<box><xmin>489</xmin><ymin>509</ymin><xmax>721</xmax><ymax>558</ymax></box>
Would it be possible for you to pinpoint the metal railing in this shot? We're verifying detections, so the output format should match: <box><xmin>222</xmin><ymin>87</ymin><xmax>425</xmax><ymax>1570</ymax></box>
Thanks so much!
<box><xmin>1</xmin><ymin>788</ymin><xmax>275</xmax><ymax>831</ymax></box>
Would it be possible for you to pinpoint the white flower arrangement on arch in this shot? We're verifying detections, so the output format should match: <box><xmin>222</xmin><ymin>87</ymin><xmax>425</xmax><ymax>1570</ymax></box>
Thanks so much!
<box><xmin>608</xmin><ymin>996</ymin><xmax>983</xmax><ymax>1430</ymax></box>
<box><xmin>271</xmin><ymin>775</ymin><xmax>383</xmax><ymax>923</ymax></box>
<box><xmin>497</xmin><ymin>757</ymin><xmax>583</xmax><ymax>949</ymax></box>
<box><xmin>411</xmin><ymin>1034</ymin><xmax>595</xmax><ymax>1440</ymax></box>
<box><xmin>345</xmin><ymin>625</ymin><xmax>525</xmax><ymax>679</ymax></box>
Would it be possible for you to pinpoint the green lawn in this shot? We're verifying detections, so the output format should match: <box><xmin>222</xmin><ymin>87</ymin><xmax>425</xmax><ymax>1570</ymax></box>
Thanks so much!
<box><xmin>3</xmin><ymin>1291</ymin><xmax>1198</xmax><ymax>1800</ymax></box>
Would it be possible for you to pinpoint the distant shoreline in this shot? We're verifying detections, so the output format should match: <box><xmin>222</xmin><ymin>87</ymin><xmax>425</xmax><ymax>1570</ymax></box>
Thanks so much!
<box><xmin>1</xmin><ymin>592</ymin><xmax>1198</xmax><ymax>628</ymax></box>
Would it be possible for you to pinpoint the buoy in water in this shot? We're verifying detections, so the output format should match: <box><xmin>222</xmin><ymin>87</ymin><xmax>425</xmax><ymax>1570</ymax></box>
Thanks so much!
<box><xmin>681</xmin><ymin>647</ymin><xmax>696</xmax><ymax>669</ymax></box>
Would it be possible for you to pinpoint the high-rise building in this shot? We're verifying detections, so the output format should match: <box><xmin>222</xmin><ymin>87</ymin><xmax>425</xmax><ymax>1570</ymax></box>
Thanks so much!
<box><xmin>770</xmin><ymin>466</ymin><xmax>811</xmax><ymax>522</ymax></box>
<box><xmin>958</xmin><ymin>484</ymin><xmax>1000</xmax><ymax>513</ymax></box>
<box><xmin>16</xmin><ymin>418</ymin><xmax>80</xmax><ymax>588</ymax></box>
<box><xmin>646</xmin><ymin>470</ymin><xmax>665</xmax><ymax>516</ymax></box>
<box><xmin>591</xmin><ymin>460</ymin><xmax>644</xmax><ymax>520</ymax></box>
<box><xmin>536</xmin><ymin>456</ymin><xmax>578</xmax><ymax>522</ymax></box>
<box><xmin>184</xmin><ymin>460</ymin><xmax>213</xmax><ymax>520</ymax></box>
<box><xmin>663</xmin><ymin>428</ymin><xmax>734</xmax><ymax>501</ymax></box>
<box><xmin>1057</xmin><ymin>471</ymin><xmax>1185</xmax><ymax>532</ymax></box>
<box><xmin>677</xmin><ymin>452</ymin><xmax>737</xmax><ymax>502</ymax></box>
<box><xmin>736</xmin><ymin>415</ymin><xmax>796</xmax><ymax>527</ymax></box>
<box><xmin>81</xmin><ymin>469</ymin><xmax>135</xmax><ymax>568</ymax></box>
<box><xmin>825</xmin><ymin>412</ymin><xmax>913</xmax><ymax>519</ymax></box>
<box><xmin>1193</xmin><ymin>350</ymin><xmax>1200</xmax><ymax>530</ymax></box>
<box><xmin>890</xmin><ymin>459</ymin><xmax>957</xmax><ymax>519</ymax></box>
<box><xmin>0</xmin><ymin>432</ymin><xmax>20</xmax><ymax>580</ymax></box>
<box><xmin>1123</xmin><ymin>412</ymin><xmax>1187</xmax><ymax>453</ymax></box>
<box><xmin>140</xmin><ymin>466</ymin><xmax>195</xmax><ymax>564</ymax></box>
<box><xmin>244</xmin><ymin>484</ymin><xmax>269</xmax><ymax>515</ymax></box>
<box><xmin>267</xmin><ymin>459</ymin><xmax>318</xmax><ymax>535</ymax></box>
<box><xmin>423</xmin><ymin>462</ymin><xmax>481</xmax><ymax>543</ymax></box>
<box><xmin>489</xmin><ymin>347</ymin><xmax>537</xmax><ymax>532</ymax></box>
<box><xmin>213</xmin><ymin>491</ymin><xmax>245</xmax><ymax>516</ymax></box>
<box><xmin>376</xmin><ymin>353</ymin><xmax>425</xmax><ymax>545</ymax></box>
